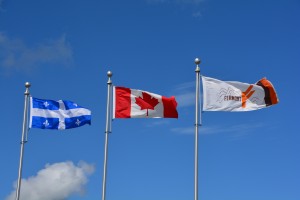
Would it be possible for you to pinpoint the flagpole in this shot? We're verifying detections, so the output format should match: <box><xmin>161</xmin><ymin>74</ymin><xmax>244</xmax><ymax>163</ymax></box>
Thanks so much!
<box><xmin>102</xmin><ymin>71</ymin><xmax>113</xmax><ymax>200</ymax></box>
<box><xmin>15</xmin><ymin>82</ymin><xmax>31</xmax><ymax>200</ymax></box>
<box><xmin>194</xmin><ymin>58</ymin><xmax>201</xmax><ymax>200</ymax></box>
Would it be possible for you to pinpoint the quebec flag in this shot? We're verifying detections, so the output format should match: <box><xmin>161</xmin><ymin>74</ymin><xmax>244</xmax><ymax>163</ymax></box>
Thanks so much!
<box><xmin>29</xmin><ymin>97</ymin><xmax>91</xmax><ymax>130</ymax></box>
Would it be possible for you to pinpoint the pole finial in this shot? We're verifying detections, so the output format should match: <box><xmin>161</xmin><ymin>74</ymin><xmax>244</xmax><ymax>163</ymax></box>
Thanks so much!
<box><xmin>25</xmin><ymin>82</ymin><xmax>31</xmax><ymax>88</ymax></box>
<box><xmin>107</xmin><ymin>71</ymin><xmax>112</xmax><ymax>77</ymax></box>
<box><xmin>24</xmin><ymin>82</ymin><xmax>31</xmax><ymax>95</ymax></box>
<box><xmin>107</xmin><ymin>71</ymin><xmax>112</xmax><ymax>84</ymax></box>
<box><xmin>195</xmin><ymin>58</ymin><xmax>201</xmax><ymax>72</ymax></box>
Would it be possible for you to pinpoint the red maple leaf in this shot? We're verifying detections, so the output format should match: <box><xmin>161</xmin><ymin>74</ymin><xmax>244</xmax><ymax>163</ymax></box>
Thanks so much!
<box><xmin>135</xmin><ymin>92</ymin><xmax>159</xmax><ymax>116</ymax></box>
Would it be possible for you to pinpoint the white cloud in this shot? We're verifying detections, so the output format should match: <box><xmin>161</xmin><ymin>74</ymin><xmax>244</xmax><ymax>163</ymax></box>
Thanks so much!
<box><xmin>6</xmin><ymin>161</ymin><xmax>95</xmax><ymax>200</ymax></box>
<box><xmin>0</xmin><ymin>33</ymin><xmax>73</xmax><ymax>72</ymax></box>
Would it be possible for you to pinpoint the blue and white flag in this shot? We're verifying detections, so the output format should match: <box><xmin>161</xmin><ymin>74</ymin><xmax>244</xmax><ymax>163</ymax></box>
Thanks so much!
<box><xmin>29</xmin><ymin>97</ymin><xmax>91</xmax><ymax>130</ymax></box>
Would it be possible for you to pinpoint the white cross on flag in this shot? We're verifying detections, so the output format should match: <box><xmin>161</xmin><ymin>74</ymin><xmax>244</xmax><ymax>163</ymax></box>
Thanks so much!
<box><xmin>29</xmin><ymin>97</ymin><xmax>91</xmax><ymax>130</ymax></box>
<box><xmin>113</xmin><ymin>86</ymin><xmax>178</xmax><ymax>118</ymax></box>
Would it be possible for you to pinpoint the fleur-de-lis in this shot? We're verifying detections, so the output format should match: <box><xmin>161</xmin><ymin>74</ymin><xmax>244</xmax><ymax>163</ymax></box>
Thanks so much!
<box><xmin>75</xmin><ymin>119</ymin><xmax>81</xmax><ymax>126</ymax></box>
<box><xmin>43</xmin><ymin>120</ymin><xmax>49</xmax><ymax>127</ymax></box>
<box><xmin>44</xmin><ymin>101</ymin><xmax>50</xmax><ymax>107</ymax></box>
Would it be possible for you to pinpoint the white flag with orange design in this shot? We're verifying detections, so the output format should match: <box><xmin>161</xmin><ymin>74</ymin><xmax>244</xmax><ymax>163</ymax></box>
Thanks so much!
<box><xmin>202</xmin><ymin>76</ymin><xmax>279</xmax><ymax>111</ymax></box>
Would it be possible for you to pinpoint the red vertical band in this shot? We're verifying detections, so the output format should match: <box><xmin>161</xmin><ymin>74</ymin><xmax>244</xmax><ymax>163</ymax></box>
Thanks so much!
<box><xmin>162</xmin><ymin>96</ymin><xmax>178</xmax><ymax>118</ymax></box>
<box><xmin>115</xmin><ymin>87</ymin><xmax>131</xmax><ymax>118</ymax></box>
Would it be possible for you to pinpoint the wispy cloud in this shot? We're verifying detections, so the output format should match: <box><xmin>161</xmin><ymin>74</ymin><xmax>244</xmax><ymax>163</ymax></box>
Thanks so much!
<box><xmin>192</xmin><ymin>11</ymin><xmax>202</xmax><ymax>18</ymax></box>
<box><xmin>147</xmin><ymin>0</ymin><xmax>204</xmax><ymax>4</ymax></box>
<box><xmin>146</xmin><ymin>0</ymin><xmax>204</xmax><ymax>18</ymax></box>
<box><xmin>171</xmin><ymin>127</ymin><xmax>194</xmax><ymax>134</ymax></box>
<box><xmin>172</xmin><ymin>123</ymin><xmax>265</xmax><ymax>137</ymax></box>
<box><xmin>175</xmin><ymin>81</ymin><xmax>194</xmax><ymax>91</ymax></box>
<box><xmin>173</xmin><ymin>81</ymin><xmax>195</xmax><ymax>107</ymax></box>
<box><xmin>0</xmin><ymin>33</ymin><xmax>73</xmax><ymax>73</ymax></box>
<box><xmin>176</xmin><ymin>92</ymin><xmax>195</xmax><ymax>107</ymax></box>
<box><xmin>6</xmin><ymin>161</ymin><xmax>95</xmax><ymax>200</ymax></box>
<box><xmin>171</xmin><ymin>126</ymin><xmax>227</xmax><ymax>135</ymax></box>
<box><xmin>0</xmin><ymin>0</ymin><xmax>4</xmax><ymax>11</ymax></box>
<box><xmin>145</xmin><ymin>119</ymin><xmax>171</xmax><ymax>127</ymax></box>
<box><xmin>177</xmin><ymin>0</ymin><xmax>204</xmax><ymax>4</ymax></box>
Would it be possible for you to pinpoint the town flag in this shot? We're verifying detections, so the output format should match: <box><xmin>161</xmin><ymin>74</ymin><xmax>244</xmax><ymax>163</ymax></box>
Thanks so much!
<box><xmin>113</xmin><ymin>86</ymin><xmax>178</xmax><ymax>118</ymax></box>
<box><xmin>29</xmin><ymin>97</ymin><xmax>91</xmax><ymax>130</ymax></box>
<box><xmin>202</xmin><ymin>76</ymin><xmax>279</xmax><ymax>111</ymax></box>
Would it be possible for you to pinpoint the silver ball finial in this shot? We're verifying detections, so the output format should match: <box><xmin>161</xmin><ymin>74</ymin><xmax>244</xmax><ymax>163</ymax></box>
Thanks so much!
<box><xmin>107</xmin><ymin>71</ymin><xmax>112</xmax><ymax>77</ymax></box>
<box><xmin>195</xmin><ymin>58</ymin><xmax>201</xmax><ymax>65</ymax></box>
<box><xmin>25</xmin><ymin>82</ymin><xmax>31</xmax><ymax>88</ymax></box>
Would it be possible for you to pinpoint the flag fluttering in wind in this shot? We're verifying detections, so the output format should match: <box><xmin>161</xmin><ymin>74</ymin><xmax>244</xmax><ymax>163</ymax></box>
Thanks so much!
<box><xmin>29</xmin><ymin>97</ymin><xmax>91</xmax><ymax>130</ymax></box>
<box><xmin>202</xmin><ymin>76</ymin><xmax>279</xmax><ymax>111</ymax></box>
<box><xmin>113</xmin><ymin>86</ymin><xmax>178</xmax><ymax>118</ymax></box>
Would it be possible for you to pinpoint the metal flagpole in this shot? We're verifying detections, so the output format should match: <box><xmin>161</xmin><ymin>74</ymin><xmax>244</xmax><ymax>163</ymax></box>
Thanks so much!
<box><xmin>102</xmin><ymin>71</ymin><xmax>113</xmax><ymax>200</ymax></box>
<box><xmin>15</xmin><ymin>82</ymin><xmax>31</xmax><ymax>200</ymax></box>
<box><xmin>194</xmin><ymin>58</ymin><xmax>201</xmax><ymax>200</ymax></box>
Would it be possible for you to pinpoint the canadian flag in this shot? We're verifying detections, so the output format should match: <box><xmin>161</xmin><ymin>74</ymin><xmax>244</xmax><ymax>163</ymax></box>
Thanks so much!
<box><xmin>113</xmin><ymin>86</ymin><xmax>178</xmax><ymax>118</ymax></box>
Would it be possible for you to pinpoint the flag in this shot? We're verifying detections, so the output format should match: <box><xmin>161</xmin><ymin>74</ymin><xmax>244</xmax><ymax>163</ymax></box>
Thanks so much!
<box><xmin>113</xmin><ymin>86</ymin><xmax>178</xmax><ymax>118</ymax></box>
<box><xmin>202</xmin><ymin>76</ymin><xmax>279</xmax><ymax>111</ymax></box>
<box><xmin>29</xmin><ymin>97</ymin><xmax>91</xmax><ymax>130</ymax></box>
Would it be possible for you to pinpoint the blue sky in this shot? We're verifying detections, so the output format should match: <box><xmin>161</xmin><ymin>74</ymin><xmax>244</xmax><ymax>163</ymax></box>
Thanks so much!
<box><xmin>1</xmin><ymin>0</ymin><xmax>299</xmax><ymax>199</ymax></box>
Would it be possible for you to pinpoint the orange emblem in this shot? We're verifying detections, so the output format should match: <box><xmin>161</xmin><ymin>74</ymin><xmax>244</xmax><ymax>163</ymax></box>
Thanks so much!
<box><xmin>242</xmin><ymin>85</ymin><xmax>255</xmax><ymax>108</ymax></box>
